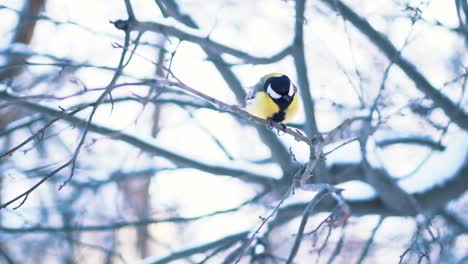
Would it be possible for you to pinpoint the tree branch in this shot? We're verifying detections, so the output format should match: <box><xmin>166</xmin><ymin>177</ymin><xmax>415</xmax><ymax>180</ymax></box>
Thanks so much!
<box><xmin>356</xmin><ymin>216</ymin><xmax>384</xmax><ymax>264</ymax></box>
<box><xmin>376</xmin><ymin>136</ymin><xmax>446</xmax><ymax>151</ymax></box>
<box><xmin>123</xmin><ymin>19</ymin><xmax>291</xmax><ymax>65</ymax></box>
<box><xmin>153</xmin><ymin>0</ymin><xmax>295</xmax><ymax>173</ymax></box>
<box><xmin>286</xmin><ymin>187</ymin><xmax>334</xmax><ymax>264</ymax></box>
<box><xmin>292</xmin><ymin>0</ymin><xmax>330</xmax><ymax>183</ymax></box>
<box><xmin>0</xmin><ymin>190</ymin><xmax>268</xmax><ymax>232</ymax></box>
<box><xmin>0</xmin><ymin>92</ymin><xmax>274</xmax><ymax>185</ymax></box>
<box><xmin>286</xmin><ymin>186</ymin><xmax>348</xmax><ymax>264</ymax></box>
<box><xmin>0</xmin><ymin>0</ymin><xmax>46</xmax><ymax>81</ymax></box>
<box><xmin>273</xmin><ymin>160</ymin><xmax>468</xmax><ymax>224</ymax></box>
<box><xmin>321</xmin><ymin>0</ymin><xmax>468</xmax><ymax>130</ymax></box>
<box><xmin>143</xmin><ymin>231</ymin><xmax>248</xmax><ymax>264</ymax></box>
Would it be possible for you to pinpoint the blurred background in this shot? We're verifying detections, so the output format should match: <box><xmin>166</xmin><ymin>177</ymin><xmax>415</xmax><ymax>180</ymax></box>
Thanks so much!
<box><xmin>0</xmin><ymin>0</ymin><xmax>467</xmax><ymax>263</ymax></box>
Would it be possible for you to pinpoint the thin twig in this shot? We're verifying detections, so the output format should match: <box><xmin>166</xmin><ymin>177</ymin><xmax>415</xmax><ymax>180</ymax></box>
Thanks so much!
<box><xmin>233</xmin><ymin>181</ymin><xmax>297</xmax><ymax>264</ymax></box>
<box><xmin>286</xmin><ymin>186</ymin><xmax>342</xmax><ymax>264</ymax></box>
<box><xmin>356</xmin><ymin>216</ymin><xmax>384</xmax><ymax>264</ymax></box>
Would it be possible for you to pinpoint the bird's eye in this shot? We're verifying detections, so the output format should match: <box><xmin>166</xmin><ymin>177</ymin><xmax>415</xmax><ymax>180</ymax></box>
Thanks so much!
<box><xmin>288</xmin><ymin>82</ymin><xmax>294</xmax><ymax>97</ymax></box>
<box><xmin>266</xmin><ymin>84</ymin><xmax>282</xmax><ymax>99</ymax></box>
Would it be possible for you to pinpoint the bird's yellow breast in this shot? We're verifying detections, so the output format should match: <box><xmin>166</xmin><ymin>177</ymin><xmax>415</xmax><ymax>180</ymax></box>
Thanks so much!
<box><xmin>246</xmin><ymin>91</ymin><xmax>299</xmax><ymax>124</ymax></box>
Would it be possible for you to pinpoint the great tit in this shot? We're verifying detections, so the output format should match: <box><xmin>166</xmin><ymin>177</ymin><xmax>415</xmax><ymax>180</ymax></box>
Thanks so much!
<box><xmin>245</xmin><ymin>73</ymin><xmax>299</xmax><ymax>124</ymax></box>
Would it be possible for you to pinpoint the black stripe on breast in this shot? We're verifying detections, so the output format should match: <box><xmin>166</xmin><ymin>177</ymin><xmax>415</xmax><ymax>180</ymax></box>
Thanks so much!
<box><xmin>274</xmin><ymin>97</ymin><xmax>292</xmax><ymax>111</ymax></box>
<box><xmin>271</xmin><ymin>111</ymin><xmax>286</xmax><ymax>122</ymax></box>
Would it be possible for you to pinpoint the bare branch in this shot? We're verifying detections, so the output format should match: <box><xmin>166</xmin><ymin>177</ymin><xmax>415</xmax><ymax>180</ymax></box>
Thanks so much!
<box><xmin>123</xmin><ymin>0</ymin><xmax>135</xmax><ymax>21</ymax></box>
<box><xmin>0</xmin><ymin>0</ymin><xmax>46</xmax><ymax>81</ymax></box>
<box><xmin>286</xmin><ymin>186</ymin><xmax>348</xmax><ymax>264</ymax></box>
<box><xmin>0</xmin><ymin>93</ymin><xmax>275</xmax><ymax>185</ymax></box>
<box><xmin>274</xmin><ymin>160</ymin><xmax>467</xmax><ymax>222</ymax></box>
<box><xmin>321</xmin><ymin>0</ymin><xmax>468</xmax><ymax>130</ymax></box>
<box><xmin>0</xmin><ymin>244</ymin><xmax>16</xmax><ymax>264</ymax></box>
<box><xmin>376</xmin><ymin>136</ymin><xmax>446</xmax><ymax>151</ymax></box>
<box><xmin>234</xmin><ymin>179</ymin><xmax>297</xmax><ymax>264</ymax></box>
<box><xmin>123</xmin><ymin>19</ymin><xmax>292</xmax><ymax>65</ymax></box>
<box><xmin>143</xmin><ymin>231</ymin><xmax>248</xmax><ymax>264</ymax></box>
<box><xmin>0</xmin><ymin>107</ymin><xmax>84</xmax><ymax>160</ymax></box>
<box><xmin>0</xmin><ymin>161</ymin><xmax>70</xmax><ymax>209</ymax></box>
<box><xmin>1</xmin><ymin>191</ymin><xmax>266</xmax><ymax>232</ymax></box>
<box><xmin>360</xmin><ymin>136</ymin><xmax>420</xmax><ymax>216</ymax></box>
<box><xmin>326</xmin><ymin>223</ymin><xmax>347</xmax><ymax>264</ymax></box>
<box><xmin>356</xmin><ymin>216</ymin><xmax>385</xmax><ymax>264</ymax></box>
<box><xmin>292</xmin><ymin>0</ymin><xmax>319</xmax><ymax>137</ymax></box>
<box><xmin>292</xmin><ymin>0</ymin><xmax>332</xmax><ymax>184</ymax></box>
<box><xmin>152</xmin><ymin>0</ymin><xmax>295</xmax><ymax>173</ymax></box>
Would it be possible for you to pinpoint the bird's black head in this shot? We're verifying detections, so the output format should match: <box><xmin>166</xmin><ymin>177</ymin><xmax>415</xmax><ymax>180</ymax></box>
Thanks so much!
<box><xmin>264</xmin><ymin>75</ymin><xmax>291</xmax><ymax>95</ymax></box>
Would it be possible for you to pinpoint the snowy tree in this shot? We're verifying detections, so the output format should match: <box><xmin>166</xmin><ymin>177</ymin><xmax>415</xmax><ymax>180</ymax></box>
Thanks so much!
<box><xmin>0</xmin><ymin>0</ymin><xmax>466</xmax><ymax>263</ymax></box>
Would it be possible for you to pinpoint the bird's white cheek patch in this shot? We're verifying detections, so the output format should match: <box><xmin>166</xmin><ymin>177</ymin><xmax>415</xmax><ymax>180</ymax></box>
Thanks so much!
<box><xmin>267</xmin><ymin>85</ymin><xmax>282</xmax><ymax>99</ymax></box>
<box><xmin>288</xmin><ymin>83</ymin><xmax>294</xmax><ymax>97</ymax></box>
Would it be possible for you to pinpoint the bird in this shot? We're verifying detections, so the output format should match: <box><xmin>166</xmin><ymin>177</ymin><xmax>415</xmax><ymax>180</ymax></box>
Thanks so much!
<box><xmin>245</xmin><ymin>73</ymin><xmax>299</xmax><ymax>124</ymax></box>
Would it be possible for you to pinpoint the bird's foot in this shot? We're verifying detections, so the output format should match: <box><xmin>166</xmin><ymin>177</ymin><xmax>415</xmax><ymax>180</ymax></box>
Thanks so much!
<box><xmin>267</xmin><ymin>119</ymin><xmax>287</xmax><ymax>134</ymax></box>
<box><xmin>279</xmin><ymin>123</ymin><xmax>287</xmax><ymax>131</ymax></box>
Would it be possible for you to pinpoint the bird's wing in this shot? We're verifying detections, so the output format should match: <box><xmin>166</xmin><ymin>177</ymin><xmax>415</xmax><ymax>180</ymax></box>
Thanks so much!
<box><xmin>245</xmin><ymin>81</ymin><xmax>263</xmax><ymax>101</ymax></box>
<box><xmin>245</xmin><ymin>86</ymin><xmax>256</xmax><ymax>100</ymax></box>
